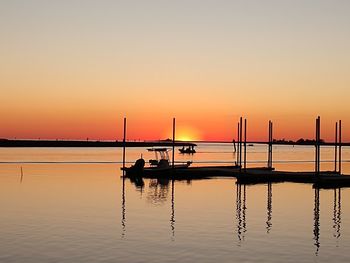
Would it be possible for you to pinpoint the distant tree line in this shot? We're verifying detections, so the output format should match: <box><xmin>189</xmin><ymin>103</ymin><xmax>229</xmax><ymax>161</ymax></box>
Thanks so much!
<box><xmin>272</xmin><ymin>138</ymin><xmax>325</xmax><ymax>145</ymax></box>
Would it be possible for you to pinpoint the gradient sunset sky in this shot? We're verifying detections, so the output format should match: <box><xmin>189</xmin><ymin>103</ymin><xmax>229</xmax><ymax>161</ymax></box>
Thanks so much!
<box><xmin>1</xmin><ymin>0</ymin><xmax>350</xmax><ymax>141</ymax></box>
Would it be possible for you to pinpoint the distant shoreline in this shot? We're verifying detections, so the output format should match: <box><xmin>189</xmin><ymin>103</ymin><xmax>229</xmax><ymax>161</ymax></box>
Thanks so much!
<box><xmin>0</xmin><ymin>139</ymin><xmax>196</xmax><ymax>148</ymax></box>
<box><xmin>0</xmin><ymin>139</ymin><xmax>349</xmax><ymax>147</ymax></box>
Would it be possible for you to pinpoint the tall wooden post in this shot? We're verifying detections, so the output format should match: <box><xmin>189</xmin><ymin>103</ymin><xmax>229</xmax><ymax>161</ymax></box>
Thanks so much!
<box><xmin>244</xmin><ymin>118</ymin><xmax>247</xmax><ymax>171</ymax></box>
<box><xmin>318</xmin><ymin>117</ymin><xmax>321</xmax><ymax>174</ymax></box>
<box><xmin>267</xmin><ymin>121</ymin><xmax>273</xmax><ymax>169</ymax></box>
<box><xmin>335</xmin><ymin>122</ymin><xmax>338</xmax><ymax>172</ymax></box>
<box><xmin>315</xmin><ymin>117</ymin><xmax>318</xmax><ymax>175</ymax></box>
<box><xmin>270</xmin><ymin>121</ymin><xmax>273</xmax><ymax>169</ymax></box>
<box><xmin>237</xmin><ymin>122</ymin><xmax>240</xmax><ymax>166</ymax></box>
<box><xmin>239</xmin><ymin>117</ymin><xmax>243</xmax><ymax>171</ymax></box>
<box><xmin>172</xmin><ymin>118</ymin><xmax>176</xmax><ymax>169</ymax></box>
<box><xmin>315</xmin><ymin>116</ymin><xmax>320</xmax><ymax>175</ymax></box>
<box><xmin>315</xmin><ymin>117</ymin><xmax>317</xmax><ymax>175</ymax></box>
<box><xmin>339</xmin><ymin>120</ymin><xmax>342</xmax><ymax>175</ymax></box>
<box><xmin>122</xmin><ymin>117</ymin><xmax>127</xmax><ymax>175</ymax></box>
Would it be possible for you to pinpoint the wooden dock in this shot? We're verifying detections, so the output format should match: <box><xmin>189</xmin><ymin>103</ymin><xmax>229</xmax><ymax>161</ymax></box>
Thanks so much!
<box><xmin>129</xmin><ymin>166</ymin><xmax>350</xmax><ymax>189</ymax></box>
<box><xmin>121</xmin><ymin>116</ymin><xmax>350</xmax><ymax>188</ymax></box>
<box><xmin>234</xmin><ymin>168</ymin><xmax>350</xmax><ymax>188</ymax></box>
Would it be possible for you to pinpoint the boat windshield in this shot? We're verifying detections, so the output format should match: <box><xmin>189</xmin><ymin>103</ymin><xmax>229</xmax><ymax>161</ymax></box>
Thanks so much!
<box><xmin>147</xmin><ymin>148</ymin><xmax>170</xmax><ymax>161</ymax></box>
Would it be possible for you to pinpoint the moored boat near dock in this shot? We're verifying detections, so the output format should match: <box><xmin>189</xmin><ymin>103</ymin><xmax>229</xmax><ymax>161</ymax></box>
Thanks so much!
<box><xmin>121</xmin><ymin>148</ymin><xmax>193</xmax><ymax>179</ymax></box>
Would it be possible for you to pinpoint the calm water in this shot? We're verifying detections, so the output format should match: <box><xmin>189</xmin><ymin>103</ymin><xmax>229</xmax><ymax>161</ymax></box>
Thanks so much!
<box><xmin>1</xmin><ymin>144</ymin><xmax>350</xmax><ymax>262</ymax></box>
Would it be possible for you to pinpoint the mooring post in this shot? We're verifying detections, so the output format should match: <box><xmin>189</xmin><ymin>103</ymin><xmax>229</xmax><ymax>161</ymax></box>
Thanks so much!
<box><xmin>122</xmin><ymin>117</ymin><xmax>127</xmax><ymax>175</ymax></box>
<box><xmin>315</xmin><ymin>117</ymin><xmax>319</xmax><ymax>175</ymax></box>
<box><xmin>270</xmin><ymin>121</ymin><xmax>273</xmax><ymax>169</ymax></box>
<box><xmin>319</xmin><ymin>117</ymin><xmax>321</xmax><ymax>174</ymax></box>
<box><xmin>239</xmin><ymin>117</ymin><xmax>243</xmax><ymax>171</ymax></box>
<box><xmin>315</xmin><ymin>117</ymin><xmax>317</xmax><ymax>175</ymax></box>
<box><xmin>237</xmin><ymin>122</ymin><xmax>240</xmax><ymax>166</ymax></box>
<box><xmin>172</xmin><ymin>117</ymin><xmax>176</xmax><ymax>169</ymax></box>
<box><xmin>339</xmin><ymin>120</ymin><xmax>342</xmax><ymax>175</ymax></box>
<box><xmin>315</xmin><ymin>116</ymin><xmax>320</xmax><ymax>175</ymax></box>
<box><xmin>267</xmin><ymin>121</ymin><xmax>270</xmax><ymax>168</ymax></box>
<box><xmin>267</xmin><ymin>120</ymin><xmax>273</xmax><ymax>169</ymax></box>
<box><xmin>318</xmin><ymin>116</ymin><xmax>321</xmax><ymax>174</ymax></box>
<box><xmin>244</xmin><ymin>118</ymin><xmax>247</xmax><ymax>171</ymax></box>
<box><xmin>267</xmin><ymin>121</ymin><xmax>271</xmax><ymax>168</ymax></box>
<box><xmin>335</xmin><ymin>122</ymin><xmax>338</xmax><ymax>173</ymax></box>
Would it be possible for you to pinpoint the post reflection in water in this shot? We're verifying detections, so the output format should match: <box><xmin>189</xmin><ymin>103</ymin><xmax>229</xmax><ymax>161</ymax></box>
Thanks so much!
<box><xmin>121</xmin><ymin>176</ymin><xmax>126</xmax><ymax>238</ymax></box>
<box><xmin>333</xmin><ymin>188</ymin><xmax>341</xmax><ymax>242</ymax></box>
<box><xmin>20</xmin><ymin>166</ymin><xmax>24</xmax><ymax>183</ymax></box>
<box><xmin>313</xmin><ymin>188</ymin><xmax>320</xmax><ymax>255</ymax></box>
<box><xmin>170</xmin><ymin>179</ymin><xmax>175</xmax><ymax>240</ymax></box>
<box><xmin>236</xmin><ymin>183</ymin><xmax>247</xmax><ymax>243</ymax></box>
<box><xmin>266</xmin><ymin>183</ymin><xmax>272</xmax><ymax>233</ymax></box>
<box><xmin>121</xmin><ymin>176</ymin><xmax>345</xmax><ymax>255</ymax></box>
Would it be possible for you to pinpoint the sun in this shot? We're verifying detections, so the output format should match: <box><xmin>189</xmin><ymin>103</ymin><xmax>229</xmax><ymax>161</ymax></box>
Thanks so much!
<box><xmin>163</xmin><ymin>125</ymin><xmax>201</xmax><ymax>142</ymax></box>
<box><xmin>177</xmin><ymin>134</ymin><xmax>194</xmax><ymax>142</ymax></box>
<box><xmin>176</xmin><ymin>127</ymin><xmax>201</xmax><ymax>141</ymax></box>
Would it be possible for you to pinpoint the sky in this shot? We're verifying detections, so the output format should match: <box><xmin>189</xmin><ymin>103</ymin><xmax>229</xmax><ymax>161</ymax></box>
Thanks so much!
<box><xmin>1</xmin><ymin>0</ymin><xmax>350</xmax><ymax>141</ymax></box>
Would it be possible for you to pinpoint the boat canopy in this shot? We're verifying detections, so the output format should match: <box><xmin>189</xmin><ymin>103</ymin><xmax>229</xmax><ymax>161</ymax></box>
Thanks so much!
<box><xmin>147</xmin><ymin>148</ymin><xmax>169</xmax><ymax>152</ymax></box>
<box><xmin>147</xmin><ymin>148</ymin><xmax>171</xmax><ymax>161</ymax></box>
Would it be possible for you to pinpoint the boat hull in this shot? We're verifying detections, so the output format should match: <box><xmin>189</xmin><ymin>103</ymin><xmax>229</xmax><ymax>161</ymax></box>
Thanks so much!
<box><xmin>122</xmin><ymin>165</ymin><xmax>240</xmax><ymax>180</ymax></box>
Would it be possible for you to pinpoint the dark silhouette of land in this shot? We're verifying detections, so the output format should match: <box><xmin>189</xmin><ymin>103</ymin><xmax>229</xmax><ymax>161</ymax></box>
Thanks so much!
<box><xmin>0</xmin><ymin>139</ymin><xmax>196</xmax><ymax>148</ymax></box>
<box><xmin>1</xmin><ymin>138</ymin><xmax>349</xmax><ymax>147</ymax></box>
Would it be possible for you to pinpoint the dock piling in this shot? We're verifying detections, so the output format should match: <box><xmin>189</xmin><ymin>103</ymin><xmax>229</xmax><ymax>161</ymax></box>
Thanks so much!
<box><xmin>172</xmin><ymin>118</ymin><xmax>176</xmax><ymax>169</ymax></box>
<box><xmin>315</xmin><ymin>116</ymin><xmax>321</xmax><ymax>175</ymax></box>
<box><xmin>237</xmin><ymin>122</ymin><xmax>240</xmax><ymax>166</ymax></box>
<box><xmin>339</xmin><ymin>120</ymin><xmax>342</xmax><ymax>175</ymax></box>
<box><xmin>267</xmin><ymin>120</ymin><xmax>273</xmax><ymax>169</ymax></box>
<box><xmin>335</xmin><ymin>122</ymin><xmax>338</xmax><ymax>172</ymax></box>
<box><xmin>244</xmin><ymin>119</ymin><xmax>247</xmax><ymax>171</ymax></box>
<box><xmin>122</xmin><ymin>117</ymin><xmax>127</xmax><ymax>175</ymax></box>
<box><xmin>239</xmin><ymin>117</ymin><xmax>243</xmax><ymax>171</ymax></box>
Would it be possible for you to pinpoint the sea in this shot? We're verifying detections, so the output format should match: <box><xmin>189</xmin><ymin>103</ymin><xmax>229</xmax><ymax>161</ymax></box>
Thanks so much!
<box><xmin>1</xmin><ymin>144</ymin><xmax>350</xmax><ymax>262</ymax></box>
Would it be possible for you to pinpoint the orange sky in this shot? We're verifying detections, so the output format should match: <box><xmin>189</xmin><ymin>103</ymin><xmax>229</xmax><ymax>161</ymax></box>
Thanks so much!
<box><xmin>1</xmin><ymin>1</ymin><xmax>350</xmax><ymax>142</ymax></box>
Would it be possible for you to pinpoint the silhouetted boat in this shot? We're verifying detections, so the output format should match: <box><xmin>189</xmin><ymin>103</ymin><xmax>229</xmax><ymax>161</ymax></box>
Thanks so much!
<box><xmin>179</xmin><ymin>146</ymin><xmax>196</xmax><ymax>154</ymax></box>
<box><xmin>122</xmin><ymin>148</ymin><xmax>191</xmax><ymax>177</ymax></box>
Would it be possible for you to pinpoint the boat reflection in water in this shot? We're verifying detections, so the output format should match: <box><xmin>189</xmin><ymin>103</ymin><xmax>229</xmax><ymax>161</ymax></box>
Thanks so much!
<box><xmin>146</xmin><ymin>178</ymin><xmax>170</xmax><ymax>205</ymax></box>
<box><xmin>121</xmin><ymin>176</ymin><xmax>343</xmax><ymax>254</ymax></box>
<box><xmin>122</xmin><ymin>175</ymin><xmax>177</xmax><ymax>240</ymax></box>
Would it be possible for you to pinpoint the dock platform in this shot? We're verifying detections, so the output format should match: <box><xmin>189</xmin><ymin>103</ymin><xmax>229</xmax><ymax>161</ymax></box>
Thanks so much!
<box><xmin>126</xmin><ymin>166</ymin><xmax>350</xmax><ymax>188</ymax></box>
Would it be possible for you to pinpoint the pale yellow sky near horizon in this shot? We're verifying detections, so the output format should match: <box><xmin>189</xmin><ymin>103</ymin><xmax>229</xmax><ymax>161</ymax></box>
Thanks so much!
<box><xmin>1</xmin><ymin>0</ymin><xmax>350</xmax><ymax>141</ymax></box>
